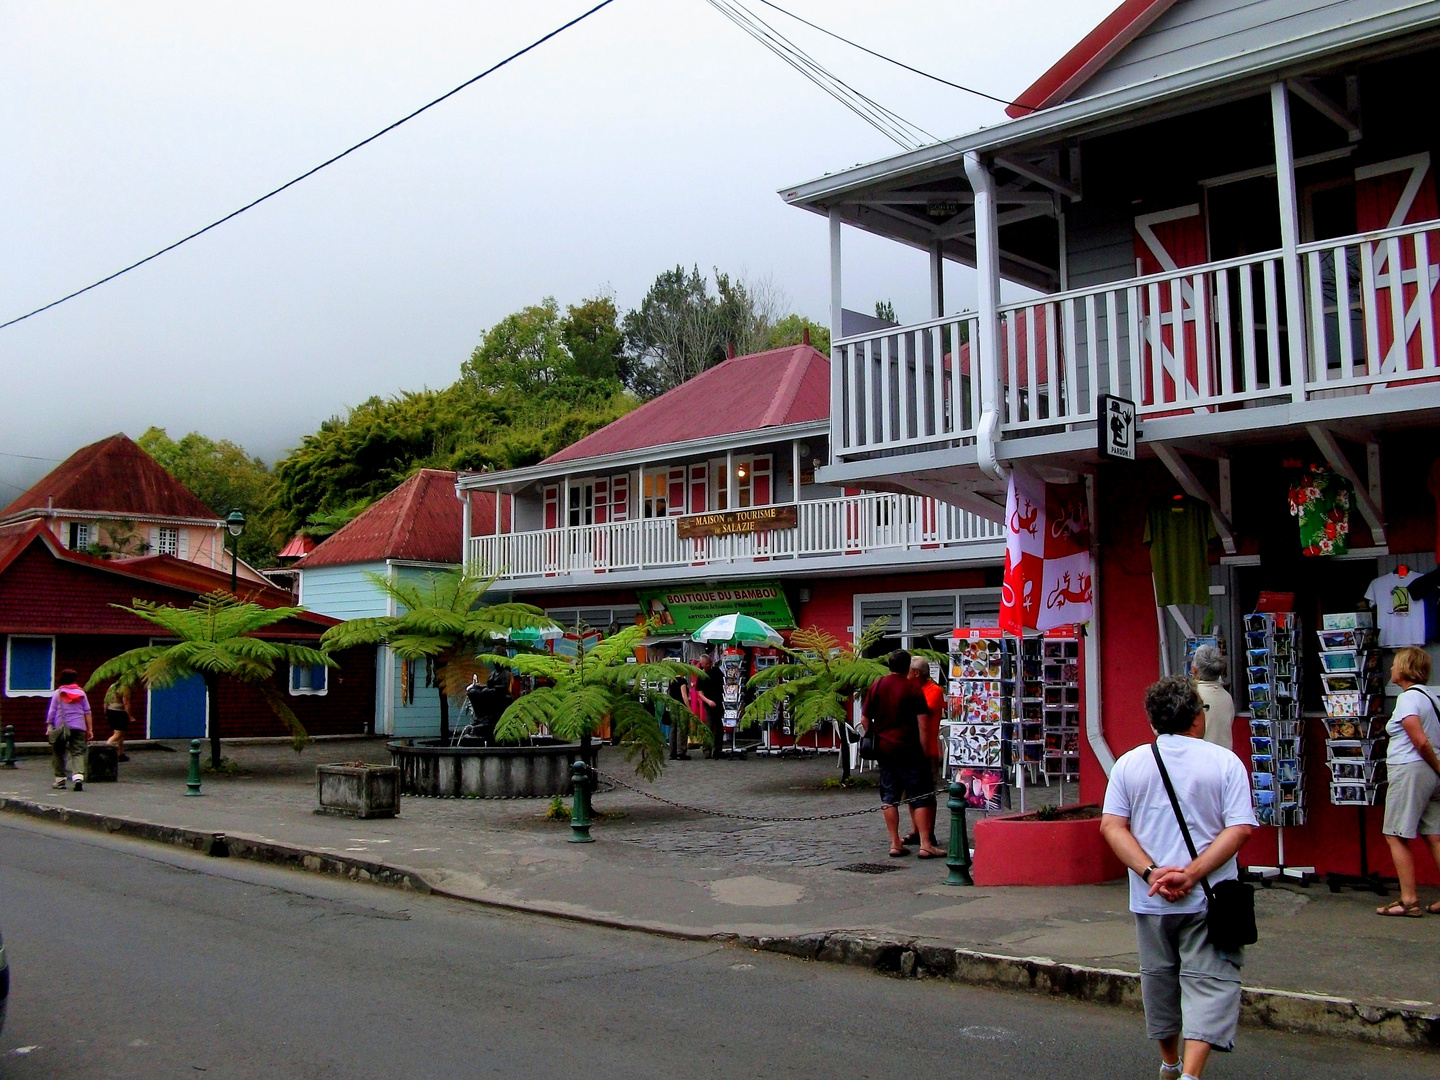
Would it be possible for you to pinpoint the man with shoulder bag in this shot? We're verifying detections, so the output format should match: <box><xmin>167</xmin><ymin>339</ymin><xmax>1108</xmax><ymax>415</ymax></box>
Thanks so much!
<box><xmin>1101</xmin><ymin>676</ymin><xmax>1256</xmax><ymax>1080</ymax></box>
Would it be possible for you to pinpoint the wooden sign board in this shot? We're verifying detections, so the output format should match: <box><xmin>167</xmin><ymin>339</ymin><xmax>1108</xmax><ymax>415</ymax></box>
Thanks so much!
<box><xmin>675</xmin><ymin>505</ymin><xmax>799</xmax><ymax>540</ymax></box>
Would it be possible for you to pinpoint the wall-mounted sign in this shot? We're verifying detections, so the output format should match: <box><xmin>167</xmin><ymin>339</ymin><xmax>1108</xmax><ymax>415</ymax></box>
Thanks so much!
<box><xmin>1098</xmin><ymin>394</ymin><xmax>1137</xmax><ymax>461</ymax></box>
<box><xmin>637</xmin><ymin>582</ymin><xmax>796</xmax><ymax>633</ymax></box>
<box><xmin>675</xmin><ymin>504</ymin><xmax>799</xmax><ymax>540</ymax></box>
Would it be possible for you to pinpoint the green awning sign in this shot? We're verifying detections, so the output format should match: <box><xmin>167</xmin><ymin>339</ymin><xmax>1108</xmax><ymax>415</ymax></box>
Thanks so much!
<box><xmin>637</xmin><ymin>582</ymin><xmax>795</xmax><ymax>633</ymax></box>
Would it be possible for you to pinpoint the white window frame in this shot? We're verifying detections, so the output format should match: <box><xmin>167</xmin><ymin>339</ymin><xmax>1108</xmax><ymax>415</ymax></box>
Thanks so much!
<box><xmin>156</xmin><ymin>526</ymin><xmax>180</xmax><ymax>556</ymax></box>
<box><xmin>5</xmin><ymin>634</ymin><xmax>56</xmax><ymax>697</ymax></box>
<box><xmin>289</xmin><ymin>660</ymin><xmax>329</xmax><ymax>696</ymax></box>
<box><xmin>68</xmin><ymin>522</ymin><xmax>91</xmax><ymax>550</ymax></box>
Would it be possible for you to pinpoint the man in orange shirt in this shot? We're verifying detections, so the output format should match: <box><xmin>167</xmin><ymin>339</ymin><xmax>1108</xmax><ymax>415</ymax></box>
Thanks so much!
<box><xmin>906</xmin><ymin>656</ymin><xmax>946</xmax><ymax>848</ymax></box>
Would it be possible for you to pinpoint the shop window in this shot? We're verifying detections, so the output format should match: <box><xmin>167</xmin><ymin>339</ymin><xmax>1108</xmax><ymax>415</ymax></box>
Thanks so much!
<box><xmin>67</xmin><ymin>522</ymin><xmax>91</xmax><ymax>550</ymax></box>
<box><xmin>289</xmin><ymin>662</ymin><xmax>328</xmax><ymax>696</ymax></box>
<box><xmin>6</xmin><ymin>635</ymin><xmax>55</xmax><ymax>696</ymax></box>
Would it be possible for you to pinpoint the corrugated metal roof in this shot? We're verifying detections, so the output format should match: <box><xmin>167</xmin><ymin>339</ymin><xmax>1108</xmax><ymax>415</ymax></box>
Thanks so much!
<box><xmin>0</xmin><ymin>433</ymin><xmax>219</xmax><ymax>522</ymax></box>
<box><xmin>297</xmin><ymin>469</ymin><xmax>476</xmax><ymax>569</ymax></box>
<box><xmin>542</xmin><ymin>344</ymin><xmax>830</xmax><ymax>466</ymax></box>
<box><xmin>276</xmin><ymin>534</ymin><xmax>317</xmax><ymax>559</ymax></box>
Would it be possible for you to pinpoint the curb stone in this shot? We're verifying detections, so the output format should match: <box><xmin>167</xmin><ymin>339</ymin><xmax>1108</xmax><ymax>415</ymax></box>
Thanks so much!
<box><xmin>2</xmin><ymin>797</ymin><xmax>1435</xmax><ymax>1051</ymax></box>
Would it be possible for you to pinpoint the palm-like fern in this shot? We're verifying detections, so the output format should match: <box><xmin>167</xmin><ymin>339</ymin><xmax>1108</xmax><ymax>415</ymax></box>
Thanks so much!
<box><xmin>478</xmin><ymin>622</ymin><xmax>698</xmax><ymax>781</ymax></box>
<box><xmin>87</xmin><ymin>592</ymin><xmax>335</xmax><ymax>767</ymax></box>
<box><xmin>320</xmin><ymin>567</ymin><xmax>556</xmax><ymax>740</ymax></box>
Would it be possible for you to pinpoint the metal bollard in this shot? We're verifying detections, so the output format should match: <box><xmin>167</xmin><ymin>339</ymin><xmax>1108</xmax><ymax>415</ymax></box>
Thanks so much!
<box><xmin>945</xmin><ymin>780</ymin><xmax>974</xmax><ymax>886</ymax></box>
<box><xmin>568</xmin><ymin>759</ymin><xmax>593</xmax><ymax>843</ymax></box>
<box><xmin>1</xmin><ymin>725</ymin><xmax>15</xmax><ymax>769</ymax></box>
<box><xmin>186</xmin><ymin>739</ymin><xmax>204</xmax><ymax>796</ymax></box>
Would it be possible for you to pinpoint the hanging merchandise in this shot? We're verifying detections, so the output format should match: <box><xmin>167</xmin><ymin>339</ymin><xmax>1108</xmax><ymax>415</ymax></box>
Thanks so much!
<box><xmin>1287</xmin><ymin>464</ymin><xmax>1352</xmax><ymax>556</ymax></box>
<box><xmin>1144</xmin><ymin>496</ymin><xmax>1215</xmax><ymax>606</ymax></box>
<box><xmin>999</xmin><ymin>471</ymin><xmax>1093</xmax><ymax>634</ymax></box>
<box><xmin>1315</xmin><ymin>613</ymin><xmax>1386</xmax><ymax>806</ymax></box>
<box><xmin>1244</xmin><ymin>611</ymin><xmax>1305</xmax><ymax>827</ymax></box>
<box><xmin>1363</xmin><ymin>568</ymin><xmax>1426</xmax><ymax>647</ymax></box>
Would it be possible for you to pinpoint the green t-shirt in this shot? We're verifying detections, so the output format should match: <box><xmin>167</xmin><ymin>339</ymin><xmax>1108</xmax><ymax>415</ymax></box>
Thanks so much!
<box><xmin>1144</xmin><ymin>499</ymin><xmax>1216</xmax><ymax>607</ymax></box>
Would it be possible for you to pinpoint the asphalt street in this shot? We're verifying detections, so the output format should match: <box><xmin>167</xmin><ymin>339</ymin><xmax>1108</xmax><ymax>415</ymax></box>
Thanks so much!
<box><xmin>0</xmin><ymin>817</ymin><xmax>1431</xmax><ymax>1079</ymax></box>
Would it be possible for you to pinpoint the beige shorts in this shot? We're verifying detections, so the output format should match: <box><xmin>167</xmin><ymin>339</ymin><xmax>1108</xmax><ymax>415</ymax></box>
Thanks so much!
<box><xmin>1382</xmin><ymin>761</ymin><xmax>1440</xmax><ymax>839</ymax></box>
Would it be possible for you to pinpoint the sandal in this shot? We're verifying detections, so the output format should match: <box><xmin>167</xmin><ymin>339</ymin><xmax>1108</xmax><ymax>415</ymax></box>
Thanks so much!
<box><xmin>888</xmin><ymin>846</ymin><xmax>911</xmax><ymax>858</ymax></box>
<box><xmin>1376</xmin><ymin>900</ymin><xmax>1423</xmax><ymax>917</ymax></box>
<box><xmin>1428</xmin><ymin>900</ymin><xmax>1440</xmax><ymax>915</ymax></box>
<box><xmin>916</xmin><ymin>849</ymin><xmax>944</xmax><ymax>860</ymax></box>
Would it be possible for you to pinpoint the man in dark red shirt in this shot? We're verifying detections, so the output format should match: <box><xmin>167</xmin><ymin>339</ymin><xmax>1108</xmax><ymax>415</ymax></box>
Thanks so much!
<box><xmin>863</xmin><ymin>651</ymin><xmax>944</xmax><ymax>858</ymax></box>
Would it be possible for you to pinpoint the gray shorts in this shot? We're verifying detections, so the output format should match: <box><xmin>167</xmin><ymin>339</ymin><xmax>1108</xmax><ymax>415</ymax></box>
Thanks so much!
<box><xmin>1382</xmin><ymin>760</ymin><xmax>1440</xmax><ymax>839</ymax></box>
<box><xmin>1134</xmin><ymin>912</ymin><xmax>1243</xmax><ymax>1051</ymax></box>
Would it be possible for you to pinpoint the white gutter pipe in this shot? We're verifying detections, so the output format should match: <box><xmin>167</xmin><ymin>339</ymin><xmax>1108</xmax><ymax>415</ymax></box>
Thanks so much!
<box><xmin>964</xmin><ymin>151</ymin><xmax>1005</xmax><ymax>480</ymax></box>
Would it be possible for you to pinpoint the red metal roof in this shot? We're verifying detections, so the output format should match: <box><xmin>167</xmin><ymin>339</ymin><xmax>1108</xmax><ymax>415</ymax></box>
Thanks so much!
<box><xmin>0</xmin><ymin>520</ymin><xmax>336</xmax><ymax>634</ymax></box>
<box><xmin>543</xmin><ymin>344</ymin><xmax>830</xmax><ymax>466</ymax></box>
<box><xmin>298</xmin><ymin>469</ymin><xmax>485</xmax><ymax>569</ymax></box>
<box><xmin>276</xmin><ymin>534</ymin><xmax>317</xmax><ymax>560</ymax></box>
<box><xmin>0</xmin><ymin>433</ymin><xmax>219</xmax><ymax>522</ymax></box>
<box><xmin>1006</xmin><ymin>0</ymin><xmax>1179</xmax><ymax>117</ymax></box>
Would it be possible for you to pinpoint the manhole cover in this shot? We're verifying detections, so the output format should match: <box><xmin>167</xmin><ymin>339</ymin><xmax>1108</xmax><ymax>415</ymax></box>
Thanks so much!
<box><xmin>836</xmin><ymin>862</ymin><xmax>904</xmax><ymax>874</ymax></box>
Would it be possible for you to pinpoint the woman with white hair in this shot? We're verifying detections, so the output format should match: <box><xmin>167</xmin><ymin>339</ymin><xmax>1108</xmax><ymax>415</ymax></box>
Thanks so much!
<box><xmin>1190</xmin><ymin>644</ymin><xmax>1234</xmax><ymax>752</ymax></box>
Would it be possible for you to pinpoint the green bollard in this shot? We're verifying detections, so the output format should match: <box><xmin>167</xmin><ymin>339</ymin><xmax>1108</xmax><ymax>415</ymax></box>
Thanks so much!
<box><xmin>1</xmin><ymin>725</ymin><xmax>15</xmax><ymax>769</ymax></box>
<box><xmin>186</xmin><ymin>739</ymin><xmax>204</xmax><ymax>796</ymax></box>
<box><xmin>568</xmin><ymin>758</ymin><xmax>593</xmax><ymax>843</ymax></box>
<box><xmin>945</xmin><ymin>780</ymin><xmax>974</xmax><ymax>886</ymax></box>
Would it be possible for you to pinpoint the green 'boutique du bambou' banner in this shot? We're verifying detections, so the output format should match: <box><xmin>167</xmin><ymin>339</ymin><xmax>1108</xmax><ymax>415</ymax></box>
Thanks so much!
<box><xmin>636</xmin><ymin>582</ymin><xmax>795</xmax><ymax>633</ymax></box>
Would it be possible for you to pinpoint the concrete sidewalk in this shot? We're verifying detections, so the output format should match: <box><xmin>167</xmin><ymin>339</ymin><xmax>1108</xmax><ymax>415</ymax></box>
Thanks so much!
<box><xmin>2</xmin><ymin>738</ymin><xmax>1437</xmax><ymax>1047</ymax></box>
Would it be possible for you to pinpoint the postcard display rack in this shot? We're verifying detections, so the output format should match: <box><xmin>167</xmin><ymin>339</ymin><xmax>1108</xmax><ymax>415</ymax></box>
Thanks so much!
<box><xmin>717</xmin><ymin>647</ymin><xmax>746</xmax><ymax>757</ymax></box>
<box><xmin>1244</xmin><ymin>611</ymin><xmax>1314</xmax><ymax>881</ymax></box>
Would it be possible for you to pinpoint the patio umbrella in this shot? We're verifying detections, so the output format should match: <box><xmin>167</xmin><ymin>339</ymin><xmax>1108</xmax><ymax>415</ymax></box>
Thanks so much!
<box><xmin>505</xmin><ymin>625</ymin><xmax>564</xmax><ymax>645</ymax></box>
<box><xmin>690</xmin><ymin>613</ymin><xmax>784</xmax><ymax>647</ymax></box>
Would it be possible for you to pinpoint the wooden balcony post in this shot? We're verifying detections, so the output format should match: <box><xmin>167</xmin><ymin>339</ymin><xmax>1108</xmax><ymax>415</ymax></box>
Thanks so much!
<box><xmin>1271</xmin><ymin>82</ymin><xmax>1309</xmax><ymax>403</ymax></box>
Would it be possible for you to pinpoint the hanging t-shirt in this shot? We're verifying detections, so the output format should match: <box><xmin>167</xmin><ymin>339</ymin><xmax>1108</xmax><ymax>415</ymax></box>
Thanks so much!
<box><xmin>1287</xmin><ymin>465</ymin><xmax>1351</xmax><ymax>556</ymax></box>
<box><xmin>1144</xmin><ymin>498</ymin><xmax>1215</xmax><ymax>607</ymax></box>
<box><xmin>1365</xmin><ymin>572</ymin><xmax>1427</xmax><ymax>647</ymax></box>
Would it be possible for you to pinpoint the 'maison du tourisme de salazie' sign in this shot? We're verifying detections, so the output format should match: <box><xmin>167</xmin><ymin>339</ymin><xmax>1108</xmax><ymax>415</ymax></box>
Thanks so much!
<box><xmin>674</xmin><ymin>504</ymin><xmax>799</xmax><ymax>540</ymax></box>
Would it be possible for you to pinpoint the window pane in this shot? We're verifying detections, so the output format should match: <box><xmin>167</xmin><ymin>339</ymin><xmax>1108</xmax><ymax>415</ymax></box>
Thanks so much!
<box><xmin>8</xmin><ymin>637</ymin><xmax>54</xmax><ymax>692</ymax></box>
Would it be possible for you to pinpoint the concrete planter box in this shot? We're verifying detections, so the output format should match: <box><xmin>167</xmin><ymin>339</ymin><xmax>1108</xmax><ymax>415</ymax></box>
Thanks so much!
<box><xmin>316</xmin><ymin>763</ymin><xmax>401</xmax><ymax>818</ymax></box>
<box><xmin>85</xmin><ymin>744</ymin><xmax>118</xmax><ymax>782</ymax></box>
<box><xmin>388</xmin><ymin>739</ymin><xmax>599</xmax><ymax>799</ymax></box>
<box><xmin>971</xmin><ymin>805</ymin><xmax>1124</xmax><ymax>886</ymax></box>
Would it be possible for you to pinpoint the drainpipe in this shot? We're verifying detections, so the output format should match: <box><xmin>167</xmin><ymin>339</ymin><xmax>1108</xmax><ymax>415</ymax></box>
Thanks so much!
<box><xmin>964</xmin><ymin>151</ymin><xmax>1005</xmax><ymax>480</ymax></box>
<box><xmin>1084</xmin><ymin>474</ymin><xmax>1116</xmax><ymax>776</ymax></box>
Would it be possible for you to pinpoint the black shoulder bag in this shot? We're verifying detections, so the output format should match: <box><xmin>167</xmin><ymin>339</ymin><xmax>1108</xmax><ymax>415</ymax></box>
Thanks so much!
<box><xmin>1150</xmin><ymin>742</ymin><xmax>1257</xmax><ymax>952</ymax></box>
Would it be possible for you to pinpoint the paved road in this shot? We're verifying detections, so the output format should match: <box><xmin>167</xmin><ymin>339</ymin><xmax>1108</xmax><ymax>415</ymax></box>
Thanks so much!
<box><xmin>0</xmin><ymin>818</ymin><xmax>1430</xmax><ymax>1079</ymax></box>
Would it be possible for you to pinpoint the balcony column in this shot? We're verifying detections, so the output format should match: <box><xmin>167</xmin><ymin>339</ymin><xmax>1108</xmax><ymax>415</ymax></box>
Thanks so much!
<box><xmin>829</xmin><ymin>205</ymin><xmax>844</xmax><ymax>456</ymax></box>
<box><xmin>928</xmin><ymin>240</ymin><xmax>945</xmax><ymax>318</ymax></box>
<box><xmin>963</xmin><ymin>151</ymin><xmax>1006</xmax><ymax>478</ymax></box>
<box><xmin>792</xmin><ymin>440</ymin><xmax>802</xmax><ymax>505</ymax></box>
<box><xmin>1271</xmin><ymin>82</ymin><xmax>1309</xmax><ymax>403</ymax></box>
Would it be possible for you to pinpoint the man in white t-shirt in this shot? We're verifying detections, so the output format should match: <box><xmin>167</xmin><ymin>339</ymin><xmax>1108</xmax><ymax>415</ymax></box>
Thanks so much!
<box><xmin>1101</xmin><ymin>676</ymin><xmax>1256</xmax><ymax>1080</ymax></box>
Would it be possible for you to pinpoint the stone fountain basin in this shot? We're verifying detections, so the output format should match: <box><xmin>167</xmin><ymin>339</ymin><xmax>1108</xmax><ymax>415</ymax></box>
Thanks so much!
<box><xmin>387</xmin><ymin>738</ymin><xmax>600</xmax><ymax>798</ymax></box>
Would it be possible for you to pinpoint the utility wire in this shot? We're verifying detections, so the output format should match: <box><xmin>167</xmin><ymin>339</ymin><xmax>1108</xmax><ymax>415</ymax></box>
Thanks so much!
<box><xmin>753</xmin><ymin>0</ymin><xmax>1015</xmax><ymax>108</ymax></box>
<box><xmin>0</xmin><ymin>0</ymin><xmax>619</xmax><ymax>333</ymax></box>
<box><xmin>0</xmin><ymin>450</ymin><xmax>63</xmax><ymax>462</ymax></box>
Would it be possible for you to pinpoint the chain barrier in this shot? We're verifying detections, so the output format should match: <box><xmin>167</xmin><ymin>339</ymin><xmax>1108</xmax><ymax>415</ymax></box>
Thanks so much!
<box><xmin>593</xmin><ymin>768</ymin><xmax>947</xmax><ymax>824</ymax></box>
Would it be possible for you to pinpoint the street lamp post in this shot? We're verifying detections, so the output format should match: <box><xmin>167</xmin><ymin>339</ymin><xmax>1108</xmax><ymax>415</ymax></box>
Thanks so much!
<box><xmin>226</xmin><ymin>509</ymin><xmax>246</xmax><ymax>594</ymax></box>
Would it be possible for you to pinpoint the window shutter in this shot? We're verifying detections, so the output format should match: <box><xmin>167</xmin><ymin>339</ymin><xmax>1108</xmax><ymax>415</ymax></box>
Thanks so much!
<box><xmin>148</xmin><ymin>526</ymin><xmax>159</xmax><ymax>554</ymax></box>
<box><xmin>610</xmin><ymin>474</ymin><xmax>629</xmax><ymax>522</ymax></box>
<box><xmin>752</xmin><ymin>456</ymin><xmax>771</xmax><ymax>506</ymax></box>
<box><xmin>667</xmin><ymin>468</ymin><xmax>686</xmax><ymax>515</ymax></box>
<box><xmin>543</xmin><ymin>485</ymin><xmax>559</xmax><ymax>530</ymax></box>
<box><xmin>593</xmin><ymin>478</ymin><xmax>609</xmax><ymax>525</ymax></box>
<box><xmin>177</xmin><ymin>529</ymin><xmax>190</xmax><ymax>560</ymax></box>
<box><xmin>688</xmin><ymin>465</ymin><xmax>708</xmax><ymax>514</ymax></box>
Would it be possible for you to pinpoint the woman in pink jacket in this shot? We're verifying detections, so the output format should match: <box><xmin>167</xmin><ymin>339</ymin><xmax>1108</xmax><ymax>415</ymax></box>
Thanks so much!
<box><xmin>46</xmin><ymin>668</ymin><xmax>93</xmax><ymax>791</ymax></box>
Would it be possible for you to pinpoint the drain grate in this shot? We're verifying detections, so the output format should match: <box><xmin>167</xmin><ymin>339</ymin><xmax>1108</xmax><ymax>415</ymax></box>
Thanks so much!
<box><xmin>836</xmin><ymin>862</ymin><xmax>904</xmax><ymax>874</ymax></box>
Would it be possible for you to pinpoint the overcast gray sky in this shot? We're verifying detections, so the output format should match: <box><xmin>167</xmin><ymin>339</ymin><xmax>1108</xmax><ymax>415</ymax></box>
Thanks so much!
<box><xmin>0</xmin><ymin>0</ymin><xmax>1113</xmax><ymax>495</ymax></box>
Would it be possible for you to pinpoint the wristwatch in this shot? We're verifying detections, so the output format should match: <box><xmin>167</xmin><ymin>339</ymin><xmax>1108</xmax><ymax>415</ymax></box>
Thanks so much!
<box><xmin>1142</xmin><ymin>864</ymin><xmax>1158</xmax><ymax>883</ymax></box>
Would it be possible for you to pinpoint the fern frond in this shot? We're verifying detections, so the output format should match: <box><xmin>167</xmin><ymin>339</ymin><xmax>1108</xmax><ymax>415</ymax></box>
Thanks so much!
<box><xmin>608</xmin><ymin>694</ymin><xmax>667</xmax><ymax>781</ymax></box>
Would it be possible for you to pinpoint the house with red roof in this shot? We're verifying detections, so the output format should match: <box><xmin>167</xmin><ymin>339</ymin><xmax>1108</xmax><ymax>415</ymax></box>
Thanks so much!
<box><xmin>458</xmin><ymin>343</ymin><xmax>1006</xmax><ymax>746</ymax></box>
<box><xmin>294</xmin><ymin>469</ymin><xmax>503</xmax><ymax>737</ymax></box>
<box><xmin>0</xmin><ymin>519</ymin><xmax>374</xmax><ymax>744</ymax></box>
<box><xmin>0</xmin><ymin>433</ymin><xmax>267</xmax><ymax>586</ymax></box>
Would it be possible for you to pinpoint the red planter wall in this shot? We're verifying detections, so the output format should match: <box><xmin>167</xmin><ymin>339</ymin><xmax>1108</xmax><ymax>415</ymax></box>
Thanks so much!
<box><xmin>971</xmin><ymin>809</ymin><xmax>1125</xmax><ymax>886</ymax></box>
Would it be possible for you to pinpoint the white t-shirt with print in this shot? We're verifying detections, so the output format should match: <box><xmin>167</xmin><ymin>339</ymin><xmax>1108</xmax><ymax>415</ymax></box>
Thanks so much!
<box><xmin>1102</xmin><ymin>734</ymin><xmax>1256</xmax><ymax>916</ymax></box>
<box><xmin>1387</xmin><ymin>687</ymin><xmax>1440</xmax><ymax>766</ymax></box>
<box><xmin>1364</xmin><ymin>572</ymin><xmax>1426</xmax><ymax>647</ymax></box>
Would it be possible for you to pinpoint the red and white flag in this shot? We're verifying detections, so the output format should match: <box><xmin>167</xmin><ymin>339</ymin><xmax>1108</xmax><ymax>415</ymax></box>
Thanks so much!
<box><xmin>999</xmin><ymin>471</ymin><xmax>1093</xmax><ymax>634</ymax></box>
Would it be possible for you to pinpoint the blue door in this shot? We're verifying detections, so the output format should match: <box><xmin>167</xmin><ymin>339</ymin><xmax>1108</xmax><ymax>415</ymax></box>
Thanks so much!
<box><xmin>148</xmin><ymin>675</ymin><xmax>207</xmax><ymax>739</ymax></box>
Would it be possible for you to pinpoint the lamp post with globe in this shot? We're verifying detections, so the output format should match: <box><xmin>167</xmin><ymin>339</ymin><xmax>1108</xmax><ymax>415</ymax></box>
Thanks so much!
<box><xmin>226</xmin><ymin>509</ymin><xmax>246</xmax><ymax>594</ymax></box>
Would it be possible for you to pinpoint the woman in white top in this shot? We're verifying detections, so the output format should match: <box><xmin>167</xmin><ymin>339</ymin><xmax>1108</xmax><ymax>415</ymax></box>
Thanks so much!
<box><xmin>1377</xmin><ymin>646</ymin><xmax>1440</xmax><ymax>917</ymax></box>
<box><xmin>1190</xmin><ymin>644</ymin><xmax>1234</xmax><ymax>752</ymax></box>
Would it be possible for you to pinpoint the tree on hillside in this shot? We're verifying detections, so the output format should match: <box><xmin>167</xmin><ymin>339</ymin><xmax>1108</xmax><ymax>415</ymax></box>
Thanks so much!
<box><xmin>139</xmin><ymin>428</ymin><xmax>282</xmax><ymax>566</ymax></box>
<box><xmin>89</xmin><ymin>593</ymin><xmax>334</xmax><ymax>769</ymax></box>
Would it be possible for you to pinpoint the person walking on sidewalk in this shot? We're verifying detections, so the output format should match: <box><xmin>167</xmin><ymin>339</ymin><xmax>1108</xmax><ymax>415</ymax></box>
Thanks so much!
<box><xmin>1100</xmin><ymin>676</ymin><xmax>1255</xmax><ymax>1080</ymax></box>
<box><xmin>903</xmin><ymin>655</ymin><xmax>945</xmax><ymax>848</ymax></box>
<box><xmin>47</xmin><ymin>669</ymin><xmax>93</xmax><ymax>792</ymax></box>
<box><xmin>862</xmin><ymin>650</ymin><xmax>944</xmax><ymax>859</ymax></box>
<box><xmin>1375</xmin><ymin>646</ymin><xmax>1440</xmax><ymax>917</ymax></box>
<box><xmin>103</xmin><ymin>681</ymin><xmax>134</xmax><ymax>762</ymax></box>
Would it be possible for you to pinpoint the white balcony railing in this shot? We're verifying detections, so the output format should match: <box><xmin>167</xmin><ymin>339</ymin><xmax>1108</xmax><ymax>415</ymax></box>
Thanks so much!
<box><xmin>831</xmin><ymin>218</ymin><xmax>1440</xmax><ymax>461</ymax></box>
<box><xmin>469</xmin><ymin>492</ymin><xmax>1002</xmax><ymax>581</ymax></box>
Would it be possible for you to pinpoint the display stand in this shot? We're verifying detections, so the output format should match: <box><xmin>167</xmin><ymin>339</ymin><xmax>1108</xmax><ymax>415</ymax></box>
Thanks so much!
<box><xmin>718</xmin><ymin>647</ymin><xmax>747</xmax><ymax>758</ymax></box>
<box><xmin>1325</xmin><ymin>805</ymin><xmax>1394</xmax><ymax>895</ymax></box>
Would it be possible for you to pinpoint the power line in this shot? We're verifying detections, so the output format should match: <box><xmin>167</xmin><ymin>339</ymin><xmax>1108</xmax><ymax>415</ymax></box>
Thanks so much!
<box><xmin>753</xmin><ymin>0</ymin><xmax>1015</xmax><ymax>108</ymax></box>
<box><xmin>0</xmin><ymin>450</ymin><xmax>63</xmax><ymax>462</ymax></box>
<box><xmin>0</xmin><ymin>0</ymin><xmax>620</xmax><ymax>333</ymax></box>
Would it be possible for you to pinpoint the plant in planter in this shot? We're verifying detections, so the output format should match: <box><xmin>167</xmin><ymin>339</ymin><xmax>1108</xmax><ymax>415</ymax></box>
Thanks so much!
<box><xmin>320</xmin><ymin>567</ymin><xmax>556</xmax><ymax>742</ymax></box>
<box><xmin>88</xmin><ymin>592</ymin><xmax>334</xmax><ymax>769</ymax></box>
<box><xmin>479</xmin><ymin>622</ymin><xmax>697</xmax><ymax>780</ymax></box>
